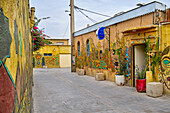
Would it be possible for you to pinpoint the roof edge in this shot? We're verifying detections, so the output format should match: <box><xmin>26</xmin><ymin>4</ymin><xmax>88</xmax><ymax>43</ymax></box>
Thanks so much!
<box><xmin>74</xmin><ymin>1</ymin><xmax>166</xmax><ymax>37</ymax></box>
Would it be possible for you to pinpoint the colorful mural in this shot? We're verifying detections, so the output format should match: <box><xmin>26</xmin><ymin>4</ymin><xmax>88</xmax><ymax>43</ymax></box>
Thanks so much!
<box><xmin>45</xmin><ymin>54</ymin><xmax>59</xmax><ymax>66</ymax></box>
<box><xmin>75</xmin><ymin>24</ymin><xmax>170</xmax><ymax>94</ymax></box>
<box><xmin>0</xmin><ymin>0</ymin><xmax>33</xmax><ymax>112</ymax></box>
<box><xmin>33</xmin><ymin>45</ymin><xmax>71</xmax><ymax>68</ymax></box>
<box><xmin>159</xmin><ymin>46</ymin><xmax>170</xmax><ymax>90</ymax></box>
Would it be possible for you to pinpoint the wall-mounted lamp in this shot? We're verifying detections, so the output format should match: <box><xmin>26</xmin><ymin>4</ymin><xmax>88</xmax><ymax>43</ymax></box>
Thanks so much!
<box><xmin>53</xmin><ymin>48</ymin><xmax>55</xmax><ymax>51</ymax></box>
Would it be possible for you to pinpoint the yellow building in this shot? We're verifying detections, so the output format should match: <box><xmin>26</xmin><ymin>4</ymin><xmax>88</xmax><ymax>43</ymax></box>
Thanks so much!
<box><xmin>0</xmin><ymin>0</ymin><xmax>34</xmax><ymax>112</ymax></box>
<box><xmin>74</xmin><ymin>1</ymin><xmax>170</xmax><ymax>95</ymax></box>
<box><xmin>33</xmin><ymin>38</ymin><xmax>71</xmax><ymax>68</ymax></box>
<box><xmin>122</xmin><ymin>23</ymin><xmax>170</xmax><ymax>95</ymax></box>
<box><xmin>47</xmin><ymin>38</ymin><xmax>69</xmax><ymax>45</ymax></box>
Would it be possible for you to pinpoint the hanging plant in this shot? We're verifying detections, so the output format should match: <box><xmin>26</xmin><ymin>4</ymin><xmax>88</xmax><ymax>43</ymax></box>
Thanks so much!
<box><xmin>31</xmin><ymin>18</ymin><xmax>52</xmax><ymax>51</ymax></box>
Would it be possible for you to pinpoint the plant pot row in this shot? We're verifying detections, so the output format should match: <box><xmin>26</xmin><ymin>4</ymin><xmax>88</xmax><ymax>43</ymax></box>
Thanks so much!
<box><xmin>115</xmin><ymin>74</ymin><xmax>146</xmax><ymax>92</ymax></box>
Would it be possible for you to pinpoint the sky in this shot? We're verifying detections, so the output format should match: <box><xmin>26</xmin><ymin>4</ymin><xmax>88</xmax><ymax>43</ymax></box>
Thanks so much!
<box><xmin>30</xmin><ymin>0</ymin><xmax>170</xmax><ymax>40</ymax></box>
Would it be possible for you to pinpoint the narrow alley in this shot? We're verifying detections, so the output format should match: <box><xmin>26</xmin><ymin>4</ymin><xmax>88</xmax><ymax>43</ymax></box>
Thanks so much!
<box><xmin>33</xmin><ymin>68</ymin><xmax>170</xmax><ymax>113</ymax></box>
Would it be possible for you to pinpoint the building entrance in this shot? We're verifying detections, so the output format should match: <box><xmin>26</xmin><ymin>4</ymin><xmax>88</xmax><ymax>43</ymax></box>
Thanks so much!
<box><xmin>133</xmin><ymin>44</ymin><xmax>146</xmax><ymax>87</ymax></box>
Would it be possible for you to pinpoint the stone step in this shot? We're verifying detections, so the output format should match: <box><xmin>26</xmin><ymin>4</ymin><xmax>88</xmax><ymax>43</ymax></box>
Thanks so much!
<box><xmin>146</xmin><ymin>82</ymin><xmax>163</xmax><ymax>97</ymax></box>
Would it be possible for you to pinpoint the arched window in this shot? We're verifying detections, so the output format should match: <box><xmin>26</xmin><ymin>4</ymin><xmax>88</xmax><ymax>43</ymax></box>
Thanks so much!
<box><xmin>42</xmin><ymin>57</ymin><xmax>45</xmax><ymax>67</ymax></box>
<box><xmin>78</xmin><ymin>41</ymin><xmax>80</xmax><ymax>56</ymax></box>
<box><xmin>87</xmin><ymin>39</ymin><xmax>89</xmax><ymax>56</ymax></box>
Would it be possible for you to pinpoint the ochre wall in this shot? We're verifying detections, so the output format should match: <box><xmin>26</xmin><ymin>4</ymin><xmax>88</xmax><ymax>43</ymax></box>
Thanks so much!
<box><xmin>0</xmin><ymin>0</ymin><xmax>33</xmax><ymax>112</ymax></box>
<box><xmin>123</xmin><ymin>26</ymin><xmax>159</xmax><ymax>86</ymax></box>
<box><xmin>74</xmin><ymin>10</ymin><xmax>170</xmax><ymax>95</ymax></box>
<box><xmin>159</xmin><ymin>23</ymin><xmax>170</xmax><ymax>95</ymax></box>
<box><xmin>74</xmin><ymin>13</ymin><xmax>160</xmax><ymax>75</ymax></box>
<box><xmin>75</xmin><ymin>12</ymin><xmax>165</xmax><ymax>51</ymax></box>
<box><xmin>33</xmin><ymin>45</ymin><xmax>71</xmax><ymax>68</ymax></box>
<box><xmin>47</xmin><ymin>39</ymin><xmax>69</xmax><ymax>45</ymax></box>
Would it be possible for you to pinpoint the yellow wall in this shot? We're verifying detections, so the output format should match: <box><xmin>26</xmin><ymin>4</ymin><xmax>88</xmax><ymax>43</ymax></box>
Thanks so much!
<box><xmin>47</xmin><ymin>39</ymin><xmax>69</xmax><ymax>45</ymax></box>
<box><xmin>0</xmin><ymin>0</ymin><xmax>33</xmax><ymax>112</ymax></box>
<box><xmin>122</xmin><ymin>24</ymin><xmax>170</xmax><ymax>95</ymax></box>
<box><xmin>123</xmin><ymin>25</ymin><xmax>159</xmax><ymax>86</ymax></box>
<box><xmin>74</xmin><ymin>12</ymin><xmax>160</xmax><ymax>82</ymax></box>
<box><xmin>74</xmin><ymin>8</ymin><xmax>170</xmax><ymax>95</ymax></box>
<box><xmin>33</xmin><ymin>45</ymin><xmax>71</xmax><ymax>68</ymax></box>
<box><xmin>159</xmin><ymin>23</ymin><xmax>170</xmax><ymax>95</ymax></box>
<box><xmin>75</xmin><ymin>12</ymin><xmax>165</xmax><ymax>51</ymax></box>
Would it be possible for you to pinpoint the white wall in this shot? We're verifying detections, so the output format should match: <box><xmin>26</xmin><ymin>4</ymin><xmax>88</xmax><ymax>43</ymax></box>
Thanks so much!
<box><xmin>134</xmin><ymin>45</ymin><xmax>146</xmax><ymax>74</ymax></box>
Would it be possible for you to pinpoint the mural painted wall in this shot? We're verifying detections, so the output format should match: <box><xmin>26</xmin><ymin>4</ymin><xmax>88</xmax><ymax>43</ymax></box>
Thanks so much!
<box><xmin>75</xmin><ymin>11</ymin><xmax>162</xmax><ymax>79</ymax></box>
<box><xmin>33</xmin><ymin>45</ymin><xmax>71</xmax><ymax>68</ymax></box>
<box><xmin>123</xmin><ymin>24</ymin><xmax>170</xmax><ymax>94</ymax></box>
<box><xmin>158</xmin><ymin>23</ymin><xmax>170</xmax><ymax>94</ymax></box>
<box><xmin>74</xmin><ymin>4</ymin><xmax>170</xmax><ymax>94</ymax></box>
<box><xmin>0</xmin><ymin>0</ymin><xmax>33</xmax><ymax>112</ymax></box>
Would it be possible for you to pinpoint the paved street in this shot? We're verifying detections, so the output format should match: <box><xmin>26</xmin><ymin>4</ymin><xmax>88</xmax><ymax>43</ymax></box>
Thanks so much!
<box><xmin>33</xmin><ymin>68</ymin><xmax>170</xmax><ymax>113</ymax></box>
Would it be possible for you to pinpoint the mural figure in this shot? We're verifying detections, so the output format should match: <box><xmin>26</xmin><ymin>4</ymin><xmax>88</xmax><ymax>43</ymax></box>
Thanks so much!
<box><xmin>159</xmin><ymin>46</ymin><xmax>170</xmax><ymax>90</ymax></box>
<box><xmin>0</xmin><ymin>8</ymin><xmax>15</xmax><ymax>113</ymax></box>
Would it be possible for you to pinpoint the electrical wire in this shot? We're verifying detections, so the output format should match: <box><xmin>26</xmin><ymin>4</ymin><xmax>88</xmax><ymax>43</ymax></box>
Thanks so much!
<box><xmin>77</xmin><ymin>8</ymin><xmax>97</xmax><ymax>23</ymax></box>
<box><xmin>74</xmin><ymin>6</ymin><xmax>111</xmax><ymax>18</ymax></box>
<box><xmin>63</xmin><ymin>22</ymin><xmax>69</xmax><ymax>38</ymax></box>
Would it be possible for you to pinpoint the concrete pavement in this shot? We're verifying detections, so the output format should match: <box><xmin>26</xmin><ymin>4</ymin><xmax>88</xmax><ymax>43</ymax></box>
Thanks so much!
<box><xmin>33</xmin><ymin>68</ymin><xmax>170</xmax><ymax>113</ymax></box>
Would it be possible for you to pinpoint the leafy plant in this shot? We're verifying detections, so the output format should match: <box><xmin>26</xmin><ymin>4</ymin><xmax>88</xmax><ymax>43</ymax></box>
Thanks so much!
<box><xmin>144</xmin><ymin>37</ymin><xmax>161</xmax><ymax>79</ymax></box>
<box><xmin>31</xmin><ymin>18</ymin><xmax>52</xmax><ymax>51</ymax></box>
<box><xmin>112</xmin><ymin>37</ymin><xmax>127</xmax><ymax>75</ymax></box>
<box><xmin>115</xmin><ymin>55</ymin><xmax>126</xmax><ymax>75</ymax></box>
<box><xmin>135</xmin><ymin>65</ymin><xmax>146</xmax><ymax>79</ymax></box>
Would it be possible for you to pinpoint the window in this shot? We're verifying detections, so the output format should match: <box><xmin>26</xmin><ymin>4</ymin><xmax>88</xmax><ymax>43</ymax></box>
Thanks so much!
<box><xmin>44</xmin><ymin>53</ymin><xmax>52</xmax><ymax>56</ymax></box>
<box><xmin>56</xmin><ymin>42</ymin><xmax>64</xmax><ymax>45</ymax></box>
<box><xmin>78</xmin><ymin>41</ymin><xmax>80</xmax><ymax>56</ymax></box>
<box><xmin>87</xmin><ymin>39</ymin><xmax>89</xmax><ymax>56</ymax></box>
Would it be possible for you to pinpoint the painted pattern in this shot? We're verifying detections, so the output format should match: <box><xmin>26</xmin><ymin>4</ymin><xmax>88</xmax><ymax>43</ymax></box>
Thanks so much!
<box><xmin>0</xmin><ymin>0</ymin><xmax>33</xmax><ymax>112</ymax></box>
<box><xmin>0</xmin><ymin>8</ymin><xmax>12</xmax><ymax>66</ymax></box>
<box><xmin>33</xmin><ymin>45</ymin><xmax>71</xmax><ymax>68</ymax></box>
<box><xmin>34</xmin><ymin>53</ymin><xmax>60</xmax><ymax>68</ymax></box>
<box><xmin>159</xmin><ymin>46</ymin><xmax>170</xmax><ymax>90</ymax></box>
<box><xmin>75</xmin><ymin>24</ymin><xmax>170</xmax><ymax>93</ymax></box>
<box><xmin>45</xmin><ymin>54</ymin><xmax>60</xmax><ymax>66</ymax></box>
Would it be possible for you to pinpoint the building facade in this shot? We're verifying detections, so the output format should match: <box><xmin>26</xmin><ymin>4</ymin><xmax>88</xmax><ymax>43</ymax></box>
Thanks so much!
<box><xmin>33</xmin><ymin>38</ymin><xmax>71</xmax><ymax>68</ymax></box>
<box><xmin>0</xmin><ymin>0</ymin><xmax>34</xmax><ymax>112</ymax></box>
<box><xmin>74</xmin><ymin>1</ymin><xmax>170</xmax><ymax>95</ymax></box>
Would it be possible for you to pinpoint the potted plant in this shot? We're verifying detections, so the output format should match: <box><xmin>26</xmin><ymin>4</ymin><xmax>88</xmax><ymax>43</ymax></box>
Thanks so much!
<box><xmin>135</xmin><ymin>65</ymin><xmax>146</xmax><ymax>92</ymax></box>
<box><xmin>115</xmin><ymin>55</ymin><xmax>126</xmax><ymax>86</ymax></box>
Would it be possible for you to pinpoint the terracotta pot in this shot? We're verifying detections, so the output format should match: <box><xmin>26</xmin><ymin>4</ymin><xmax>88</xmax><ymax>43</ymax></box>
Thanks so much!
<box><xmin>136</xmin><ymin>79</ymin><xmax>146</xmax><ymax>92</ymax></box>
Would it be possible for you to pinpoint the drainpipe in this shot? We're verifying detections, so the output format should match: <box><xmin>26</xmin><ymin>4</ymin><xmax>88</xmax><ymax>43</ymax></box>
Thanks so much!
<box><xmin>159</xmin><ymin>22</ymin><xmax>161</xmax><ymax>51</ymax></box>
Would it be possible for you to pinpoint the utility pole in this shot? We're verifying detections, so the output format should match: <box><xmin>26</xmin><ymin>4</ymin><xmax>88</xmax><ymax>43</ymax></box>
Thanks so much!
<box><xmin>70</xmin><ymin>0</ymin><xmax>76</xmax><ymax>72</ymax></box>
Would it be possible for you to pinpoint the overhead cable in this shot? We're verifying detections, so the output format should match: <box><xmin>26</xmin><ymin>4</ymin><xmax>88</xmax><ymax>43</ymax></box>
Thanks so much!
<box><xmin>77</xmin><ymin>8</ymin><xmax>97</xmax><ymax>23</ymax></box>
<box><xmin>74</xmin><ymin>6</ymin><xmax>111</xmax><ymax>18</ymax></box>
<box><xmin>63</xmin><ymin>22</ymin><xmax>69</xmax><ymax>38</ymax></box>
